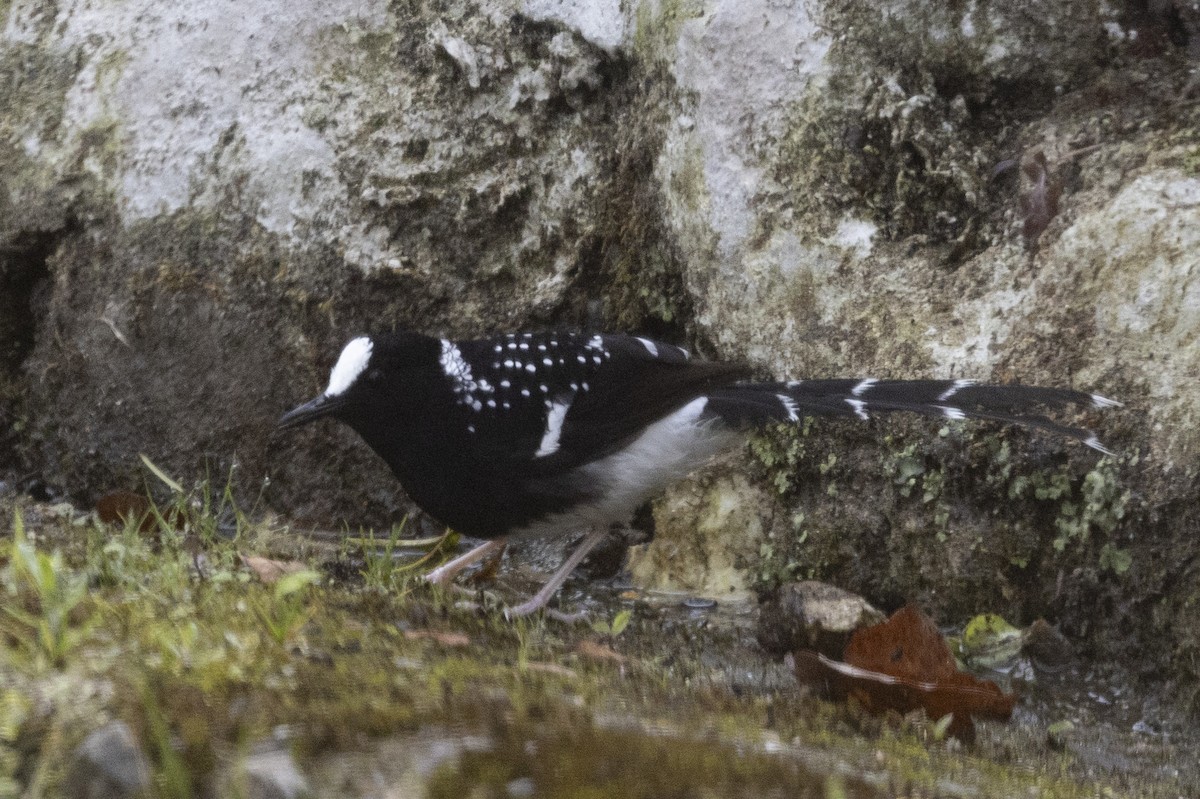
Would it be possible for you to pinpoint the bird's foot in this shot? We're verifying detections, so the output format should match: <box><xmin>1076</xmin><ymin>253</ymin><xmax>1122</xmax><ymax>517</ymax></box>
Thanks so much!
<box><xmin>502</xmin><ymin>599</ymin><xmax>588</xmax><ymax>624</ymax></box>
<box><xmin>423</xmin><ymin>538</ymin><xmax>505</xmax><ymax>586</ymax></box>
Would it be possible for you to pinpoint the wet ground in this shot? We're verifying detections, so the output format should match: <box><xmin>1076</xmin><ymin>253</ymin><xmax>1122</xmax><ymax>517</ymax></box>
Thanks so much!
<box><xmin>0</xmin><ymin>491</ymin><xmax>1196</xmax><ymax>797</ymax></box>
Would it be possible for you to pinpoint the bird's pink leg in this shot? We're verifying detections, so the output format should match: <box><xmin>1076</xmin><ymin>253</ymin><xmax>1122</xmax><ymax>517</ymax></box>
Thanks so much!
<box><xmin>424</xmin><ymin>538</ymin><xmax>506</xmax><ymax>586</ymax></box>
<box><xmin>505</xmin><ymin>528</ymin><xmax>607</xmax><ymax>618</ymax></box>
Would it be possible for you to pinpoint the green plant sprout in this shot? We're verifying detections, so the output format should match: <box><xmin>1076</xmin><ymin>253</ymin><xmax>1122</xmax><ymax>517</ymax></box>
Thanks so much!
<box><xmin>253</xmin><ymin>569</ymin><xmax>322</xmax><ymax>644</ymax></box>
<box><xmin>0</xmin><ymin>509</ymin><xmax>96</xmax><ymax>670</ymax></box>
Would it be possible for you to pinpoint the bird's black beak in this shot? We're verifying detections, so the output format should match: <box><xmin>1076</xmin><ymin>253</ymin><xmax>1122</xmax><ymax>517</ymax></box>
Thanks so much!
<box><xmin>277</xmin><ymin>394</ymin><xmax>344</xmax><ymax>430</ymax></box>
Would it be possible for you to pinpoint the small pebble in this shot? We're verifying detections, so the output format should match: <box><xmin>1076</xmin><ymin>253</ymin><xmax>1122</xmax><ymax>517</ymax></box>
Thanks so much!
<box><xmin>506</xmin><ymin>777</ymin><xmax>536</xmax><ymax>798</ymax></box>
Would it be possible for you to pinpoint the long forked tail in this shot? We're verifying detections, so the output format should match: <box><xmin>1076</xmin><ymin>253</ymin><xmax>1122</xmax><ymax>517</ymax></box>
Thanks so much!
<box><xmin>705</xmin><ymin>378</ymin><xmax>1121</xmax><ymax>454</ymax></box>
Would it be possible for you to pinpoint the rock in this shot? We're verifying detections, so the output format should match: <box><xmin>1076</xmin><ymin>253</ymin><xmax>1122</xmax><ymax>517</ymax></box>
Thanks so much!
<box><xmin>64</xmin><ymin>721</ymin><xmax>152</xmax><ymax>799</ymax></box>
<box><xmin>522</xmin><ymin>0</ymin><xmax>626</xmax><ymax>53</ymax></box>
<box><xmin>627</xmin><ymin>471</ymin><xmax>770</xmax><ymax>600</ymax></box>
<box><xmin>240</xmin><ymin>748</ymin><xmax>311</xmax><ymax>799</ymax></box>
<box><xmin>756</xmin><ymin>581</ymin><xmax>885</xmax><ymax>659</ymax></box>
<box><xmin>1021</xmin><ymin>618</ymin><xmax>1074</xmax><ymax>672</ymax></box>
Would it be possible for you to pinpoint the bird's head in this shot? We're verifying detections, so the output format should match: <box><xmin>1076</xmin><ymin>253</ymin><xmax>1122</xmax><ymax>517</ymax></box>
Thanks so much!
<box><xmin>276</xmin><ymin>331</ymin><xmax>439</xmax><ymax>430</ymax></box>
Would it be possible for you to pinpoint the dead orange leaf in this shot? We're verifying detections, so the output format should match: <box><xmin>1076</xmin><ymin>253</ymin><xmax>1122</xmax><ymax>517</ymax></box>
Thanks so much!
<box><xmin>793</xmin><ymin>605</ymin><xmax>1015</xmax><ymax>742</ymax></box>
<box><xmin>576</xmin><ymin>639</ymin><xmax>626</xmax><ymax>665</ymax></box>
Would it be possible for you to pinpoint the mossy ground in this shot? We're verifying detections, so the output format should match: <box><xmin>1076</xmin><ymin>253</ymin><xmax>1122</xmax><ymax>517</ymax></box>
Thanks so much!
<box><xmin>0</xmin><ymin>473</ymin><xmax>1192</xmax><ymax>798</ymax></box>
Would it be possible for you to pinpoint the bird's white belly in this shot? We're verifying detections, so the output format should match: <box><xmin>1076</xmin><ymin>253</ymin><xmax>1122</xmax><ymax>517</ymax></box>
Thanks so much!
<box><xmin>509</xmin><ymin>397</ymin><xmax>742</xmax><ymax>540</ymax></box>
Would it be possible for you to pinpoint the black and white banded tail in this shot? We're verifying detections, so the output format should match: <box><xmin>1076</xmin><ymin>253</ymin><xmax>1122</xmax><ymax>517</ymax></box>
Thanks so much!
<box><xmin>707</xmin><ymin>378</ymin><xmax>1120</xmax><ymax>455</ymax></box>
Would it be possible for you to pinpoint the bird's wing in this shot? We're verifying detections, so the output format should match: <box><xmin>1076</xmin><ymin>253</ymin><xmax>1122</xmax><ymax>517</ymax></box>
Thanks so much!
<box><xmin>443</xmin><ymin>332</ymin><xmax>747</xmax><ymax>474</ymax></box>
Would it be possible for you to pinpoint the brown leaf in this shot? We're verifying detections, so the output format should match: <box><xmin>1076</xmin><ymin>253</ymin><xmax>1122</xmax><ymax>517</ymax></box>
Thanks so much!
<box><xmin>843</xmin><ymin>605</ymin><xmax>958</xmax><ymax>682</ymax></box>
<box><xmin>241</xmin><ymin>554</ymin><xmax>309</xmax><ymax>585</ymax></box>
<box><xmin>403</xmin><ymin>629</ymin><xmax>470</xmax><ymax>647</ymax></box>
<box><xmin>95</xmin><ymin>491</ymin><xmax>155</xmax><ymax>533</ymax></box>
<box><xmin>576</xmin><ymin>639</ymin><xmax>626</xmax><ymax>665</ymax></box>
<box><xmin>524</xmin><ymin>662</ymin><xmax>578</xmax><ymax>678</ymax></box>
<box><xmin>793</xmin><ymin>605</ymin><xmax>1016</xmax><ymax>743</ymax></box>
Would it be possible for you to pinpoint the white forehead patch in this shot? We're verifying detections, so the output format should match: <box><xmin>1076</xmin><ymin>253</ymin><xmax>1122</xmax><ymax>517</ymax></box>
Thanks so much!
<box><xmin>325</xmin><ymin>337</ymin><xmax>373</xmax><ymax>397</ymax></box>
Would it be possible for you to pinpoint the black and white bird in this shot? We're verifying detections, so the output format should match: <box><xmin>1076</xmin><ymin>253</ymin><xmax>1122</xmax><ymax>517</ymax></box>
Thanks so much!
<box><xmin>278</xmin><ymin>330</ymin><xmax>1118</xmax><ymax>616</ymax></box>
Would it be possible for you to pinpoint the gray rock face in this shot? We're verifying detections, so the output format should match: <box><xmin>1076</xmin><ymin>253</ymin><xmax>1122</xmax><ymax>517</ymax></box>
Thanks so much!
<box><xmin>3</xmin><ymin>0</ymin><xmax>1199</xmax><ymax>702</ymax></box>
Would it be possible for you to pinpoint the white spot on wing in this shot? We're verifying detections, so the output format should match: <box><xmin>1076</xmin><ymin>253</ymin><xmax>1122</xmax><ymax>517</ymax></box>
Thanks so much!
<box><xmin>936</xmin><ymin>405</ymin><xmax>966</xmax><ymax>420</ymax></box>
<box><xmin>636</xmin><ymin>337</ymin><xmax>659</xmax><ymax>357</ymax></box>
<box><xmin>325</xmin><ymin>337</ymin><xmax>373</xmax><ymax>397</ymax></box>
<box><xmin>440</xmin><ymin>339</ymin><xmax>479</xmax><ymax>399</ymax></box>
<box><xmin>1091</xmin><ymin>394</ymin><xmax>1122</xmax><ymax>409</ymax></box>
<box><xmin>938</xmin><ymin>378</ymin><xmax>976</xmax><ymax>402</ymax></box>
<box><xmin>852</xmin><ymin>378</ymin><xmax>877</xmax><ymax>396</ymax></box>
<box><xmin>536</xmin><ymin>399</ymin><xmax>572</xmax><ymax>457</ymax></box>
<box><xmin>777</xmin><ymin>394</ymin><xmax>799</xmax><ymax>422</ymax></box>
<box><xmin>845</xmin><ymin>398</ymin><xmax>869</xmax><ymax>420</ymax></box>
<box><xmin>1084</xmin><ymin>434</ymin><xmax>1114</xmax><ymax>456</ymax></box>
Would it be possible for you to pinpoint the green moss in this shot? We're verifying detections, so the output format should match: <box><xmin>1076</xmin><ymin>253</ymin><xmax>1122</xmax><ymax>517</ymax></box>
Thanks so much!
<box><xmin>743</xmin><ymin>415</ymin><xmax>1147</xmax><ymax>633</ymax></box>
<box><xmin>765</xmin><ymin>2</ymin><xmax>1105</xmax><ymax>250</ymax></box>
<box><xmin>0</xmin><ymin>468</ymin><xmax>1192</xmax><ymax>797</ymax></box>
<box><xmin>1181</xmin><ymin>145</ymin><xmax>1200</xmax><ymax>176</ymax></box>
<box><xmin>631</xmin><ymin>0</ymin><xmax>705</xmax><ymax>65</ymax></box>
<box><xmin>748</xmin><ymin>420</ymin><xmax>814</xmax><ymax>497</ymax></box>
<box><xmin>590</xmin><ymin>65</ymin><xmax>697</xmax><ymax>336</ymax></box>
